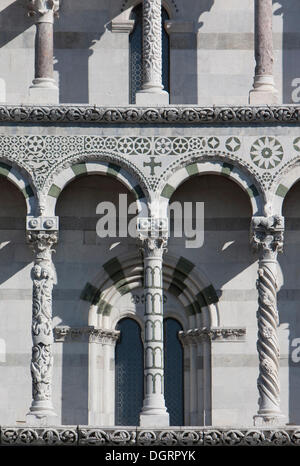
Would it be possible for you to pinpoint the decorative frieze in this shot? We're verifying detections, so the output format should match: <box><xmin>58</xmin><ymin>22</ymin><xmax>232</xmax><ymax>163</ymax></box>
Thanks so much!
<box><xmin>1</xmin><ymin>105</ymin><xmax>300</xmax><ymax>124</ymax></box>
<box><xmin>1</xmin><ymin>426</ymin><xmax>299</xmax><ymax>446</ymax></box>
<box><xmin>54</xmin><ymin>326</ymin><xmax>120</xmax><ymax>345</ymax></box>
<box><xmin>179</xmin><ymin>327</ymin><xmax>247</xmax><ymax>345</ymax></box>
<box><xmin>251</xmin><ymin>215</ymin><xmax>285</xmax><ymax>426</ymax></box>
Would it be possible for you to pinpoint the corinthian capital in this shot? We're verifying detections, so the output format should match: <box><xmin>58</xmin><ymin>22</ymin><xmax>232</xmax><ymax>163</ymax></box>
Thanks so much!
<box><xmin>27</xmin><ymin>231</ymin><xmax>58</xmax><ymax>262</ymax></box>
<box><xmin>251</xmin><ymin>215</ymin><xmax>284</xmax><ymax>260</ymax></box>
<box><xmin>28</xmin><ymin>0</ymin><xmax>59</xmax><ymax>20</ymax></box>
<box><xmin>137</xmin><ymin>217</ymin><xmax>168</xmax><ymax>258</ymax></box>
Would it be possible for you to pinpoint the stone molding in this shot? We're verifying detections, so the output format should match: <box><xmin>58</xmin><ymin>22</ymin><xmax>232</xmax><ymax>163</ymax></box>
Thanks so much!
<box><xmin>27</xmin><ymin>216</ymin><xmax>59</xmax><ymax>231</ymax></box>
<box><xmin>111</xmin><ymin>19</ymin><xmax>135</xmax><ymax>34</ymax></box>
<box><xmin>179</xmin><ymin>327</ymin><xmax>247</xmax><ymax>344</ymax></box>
<box><xmin>53</xmin><ymin>326</ymin><xmax>120</xmax><ymax>344</ymax></box>
<box><xmin>1</xmin><ymin>426</ymin><xmax>299</xmax><ymax>446</ymax></box>
<box><xmin>1</xmin><ymin>105</ymin><xmax>300</xmax><ymax>124</ymax></box>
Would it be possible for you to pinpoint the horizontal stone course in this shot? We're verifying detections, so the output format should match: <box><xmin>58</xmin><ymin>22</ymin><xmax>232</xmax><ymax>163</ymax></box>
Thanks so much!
<box><xmin>1</xmin><ymin>426</ymin><xmax>300</xmax><ymax>446</ymax></box>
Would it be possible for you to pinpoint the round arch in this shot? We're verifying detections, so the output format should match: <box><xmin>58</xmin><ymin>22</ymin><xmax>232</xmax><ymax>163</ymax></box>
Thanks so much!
<box><xmin>44</xmin><ymin>160</ymin><xmax>149</xmax><ymax>217</ymax></box>
<box><xmin>120</xmin><ymin>0</ymin><xmax>176</xmax><ymax>21</ymax></box>
<box><xmin>272</xmin><ymin>163</ymin><xmax>300</xmax><ymax>215</ymax></box>
<box><xmin>157</xmin><ymin>160</ymin><xmax>264</xmax><ymax>217</ymax></box>
<box><xmin>0</xmin><ymin>160</ymin><xmax>36</xmax><ymax>215</ymax></box>
<box><xmin>77</xmin><ymin>252</ymin><xmax>220</xmax><ymax>331</ymax></box>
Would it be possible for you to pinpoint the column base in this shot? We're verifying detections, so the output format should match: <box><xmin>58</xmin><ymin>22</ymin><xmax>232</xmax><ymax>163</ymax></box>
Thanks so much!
<box><xmin>249</xmin><ymin>75</ymin><xmax>278</xmax><ymax>104</ymax></box>
<box><xmin>26</xmin><ymin>401</ymin><xmax>58</xmax><ymax>426</ymax></box>
<box><xmin>253</xmin><ymin>413</ymin><xmax>286</xmax><ymax>427</ymax></box>
<box><xmin>27</xmin><ymin>78</ymin><xmax>59</xmax><ymax>104</ymax></box>
<box><xmin>140</xmin><ymin>412</ymin><xmax>170</xmax><ymax>427</ymax></box>
<box><xmin>136</xmin><ymin>89</ymin><xmax>169</xmax><ymax>106</ymax></box>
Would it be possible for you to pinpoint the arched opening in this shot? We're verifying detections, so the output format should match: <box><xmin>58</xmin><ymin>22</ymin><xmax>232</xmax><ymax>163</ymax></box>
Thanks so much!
<box><xmin>129</xmin><ymin>3</ymin><xmax>170</xmax><ymax>103</ymax></box>
<box><xmin>164</xmin><ymin>317</ymin><xmax>184</xmax><ymax>425</ymax></box>
<box><xmin>115</xmin><ymin>318</ymin><xmax>144</xmax><ymax>425</ymax></box>
<box><xmin>281</xmin><ymin>179</ymin><xmax>300</xmax><ymax>424</ymax></box>
<box><xmin>0</xmin><ymin>177</ymin><xmax>30</xmax><ymax>424</ymax></box>
<box><xmin>54</xmin><ymin>174</ymin><xmax>137</xmax><ymax>425</ymax></box>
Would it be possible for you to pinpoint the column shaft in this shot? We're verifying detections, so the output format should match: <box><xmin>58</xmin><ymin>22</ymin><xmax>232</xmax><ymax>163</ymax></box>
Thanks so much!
<box><xmin>136</xmin><ymin>0</ymin><xmax>169</xmax><ymax>105</ymax></box>
<box><xmin>27</xmin><ymin>0</ymin><xmax>59</xmax><ymax>103</ymax></box>
<box><xmin>252</xmin><ymin>215</ymin><xmax>285</xmax><ymax>426</ymax></box>
<box><xmin>26</xmin><ymin>230</ymin><xmax>58</xmax><ymax>426</ymax></box>
<box><xmin>138</xmin><ymin>221</ymin><xmax>169</xmax><ymax>426</ymax></box>
<box><xmin>249</xmin><ymin>0</ymin><xmax>278</xmax><ymax>104</ymax></box>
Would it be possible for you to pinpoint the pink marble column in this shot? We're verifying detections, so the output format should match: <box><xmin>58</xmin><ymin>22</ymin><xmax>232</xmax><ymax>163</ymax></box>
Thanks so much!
<box><xmin>27</xmin><ymin>0</ymin><xmax>59</xmax><ymax>103</ymax></box>
<box><xmin>249</xmin><ymin>0</ymin><xmax>278</xmax><ymax>104</ymax></box>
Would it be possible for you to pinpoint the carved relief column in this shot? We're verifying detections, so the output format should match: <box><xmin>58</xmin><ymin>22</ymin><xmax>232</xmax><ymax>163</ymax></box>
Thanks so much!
<box><xmin>26</xmin><ymin>216</ymin><xmax>59</xmax><ymax>425</ymax></box>
<box><xmin>138</xmin><ymin>218</ymin><xmax>169</xmax><ymax>426</ymax></box>
<box><xmin>27</xmin><ymin>0</ymin><xmax>59</xmax><ymax>103</ymax></box>
<box><xmin>251</xmin><ymin>215</ymin><xmax>285</xmax><ymax>426</ymax></box>
<box><xmin>136</xmin><ymin>0</ymin><xmax>169</xmax><ymax>105</ymax></box>
<box><xmin>249</xmin><ymin>0</ymin><xmax>278</xmax><ymax>104</ymax></box>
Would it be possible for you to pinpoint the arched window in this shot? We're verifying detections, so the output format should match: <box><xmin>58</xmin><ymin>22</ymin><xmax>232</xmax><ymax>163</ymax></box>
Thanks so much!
<box><xmin>129</xmin><ymin>3</ymin><xmax>170</xmax><ymax>104</ymax></box>
<box><xmin>115</xmin><ymin>318</ymin><xmax>144</xmax><ymax>425</ymax></box>
<box><xmin>164</xmin><ymin>318</ymin><xmax>184</xmax><ymax>425</ymax></box>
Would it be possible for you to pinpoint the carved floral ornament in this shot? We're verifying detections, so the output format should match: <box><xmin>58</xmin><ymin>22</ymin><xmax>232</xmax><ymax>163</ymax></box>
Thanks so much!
<box><xmin>251</xmin><ymin>215</ymin><xmax>284</xmax><ymax>258</ymax></box>
<box><xmin>1</xmin><ymin>105</ymin><xmax>300</xmax><ymax>124</ymax></box>
<box><xmin>54</xmin><ymin>326</ymin><xmax>120</xmax><ymax>344</ymax></box>
<box><xmin>27</xmin><ymin>0</ymin><xmax>60</xmax><ymax>17</ymax></box>
<box><xmin>1</xmin><ymin>426</ymin><xmax>299</xmax><ymax>446</ymax></box>
<box><xmin>178</xmin><ymin>327</ymin><xmax>247</xmax><ymax>344</ymax></box>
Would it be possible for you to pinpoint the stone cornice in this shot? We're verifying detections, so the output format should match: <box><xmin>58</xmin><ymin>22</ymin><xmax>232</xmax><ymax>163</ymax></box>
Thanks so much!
<box><xmin>1</xmin><ymin>105</ymin><xmax>300</xmax><ymax>125</ymax></box>
<box><xmin>0</xmin><ymin>426</ymin><xmax>298</xmax><ymax>446</ymax></box>
<box><xmin>179</xmin><ymin>327</ymin><xmax>247</xmax><ymax>343</ymax></box>
<box><xmin>53</xmin><ymin>326</ymin><xmax>120</xmax><ymax>344</ymax></box>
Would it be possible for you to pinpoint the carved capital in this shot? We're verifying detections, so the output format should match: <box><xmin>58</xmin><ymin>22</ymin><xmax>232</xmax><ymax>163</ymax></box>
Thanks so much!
<box><xmin>138</xmin><ymin>217</ymin><xmax>168</xmax><ymax>258</ymax></box>
<box><xmin>251</xmin><ymin>216</ymin><xmax>284</xmax><ymax>260</ymax></box>
<box><xmin>27</xmin><ymin>0</ymin><xmax>59</xmax><ymax>22</ymax></box>
<box><xmin>27</xmin><ymin>231</ymin><xmax>58</xmax><ymax>261</ymax></box>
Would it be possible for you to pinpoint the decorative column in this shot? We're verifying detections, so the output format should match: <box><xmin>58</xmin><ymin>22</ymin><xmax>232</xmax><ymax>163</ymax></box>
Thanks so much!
<box><xmin>136</xmin><ymin>0</ymin><xmax>169</xmax><ymax>106</ymax></box>
<box><xmin>27</xmin><ymin>0</ymin><xmax>59</xmax><ymax>104</ymax></box>
<box><xmin>138</xmin><ymin>218</ymin><xmax>169</xmax><ymax>426</ymax></box>
<box><xmin>249</xmin><ymin>0</ymin><xmax>278</xmax><ymax>104</ymax></box>
<box><xmin>251</xmin><ymin>215</ymin><xmax>285</xmax><ymax>426</ymax></box>
<box><xmin>26</xmin><ymin>216</ymin><xmax>59</xmax><ymax>425</ymax></box>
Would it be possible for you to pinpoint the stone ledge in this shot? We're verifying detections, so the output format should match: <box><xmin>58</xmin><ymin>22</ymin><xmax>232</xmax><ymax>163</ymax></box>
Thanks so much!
<box><xmin>0</xmin><ymin>105</ymin><xmax>300</xmax><ymax>125</ymax></box>
<box><xmin>0</xmin><ymin>426</ymin><xmax>299</xmax><ymax>446</ymax></box>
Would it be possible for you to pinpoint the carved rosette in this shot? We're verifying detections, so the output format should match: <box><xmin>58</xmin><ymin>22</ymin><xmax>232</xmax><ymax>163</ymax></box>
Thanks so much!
<box><xmin>251</xmin><ymin>216</ymin><xmax>284</xmax><ymax>424</ymax></box>
<box><xmin>142</xmin><ymin>0</ymin><xmax>163</xmax><ymax>89</ymax></box>
<box><xmin>27</xmin><ymin>231</ymin><xmax>58</xmax><ymax>405</ymax></box>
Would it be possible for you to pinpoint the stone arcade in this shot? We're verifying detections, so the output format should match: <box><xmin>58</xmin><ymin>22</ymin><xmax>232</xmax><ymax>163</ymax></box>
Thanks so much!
<box><xmin>1</xmin><ymin>0</ymin><xmax>300</xmax><ymax>447</ymax></box>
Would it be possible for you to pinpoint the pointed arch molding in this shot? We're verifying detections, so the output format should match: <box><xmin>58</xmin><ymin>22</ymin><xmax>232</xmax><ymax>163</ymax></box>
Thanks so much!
<box><xmin>79</xmin><ymin>253</ymin><xmax>220</xmax><ymax>329</ymax></box>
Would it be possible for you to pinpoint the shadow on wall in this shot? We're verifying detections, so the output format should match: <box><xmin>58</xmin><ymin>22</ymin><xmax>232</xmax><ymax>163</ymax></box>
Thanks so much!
<box><xmin>169</xmin><ymin>0</ymin><xmax>215</xmax><ymax>104</ymax></box>
<box><xmin>273</xmin><ymin>0</ymin><xmax>300</xmax><ymax>104</ymax></box>
<box><xmin>280</xmin><ymin>181</ymin><xmax>300</xmax><ymax>425</ymax></box>
<box><xmin>54</xmin><ymin>1</ymin><xmax>104</xmax><ymax>104</ymax></box>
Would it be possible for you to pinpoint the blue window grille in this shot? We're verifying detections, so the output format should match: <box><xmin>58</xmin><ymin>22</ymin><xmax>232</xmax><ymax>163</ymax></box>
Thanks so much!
<box><xmin>115</xmin><ymin>318</ymin><xmax>144</xmax><ymax>425</ymax></box>
<box><xmin>129</xmin><ymin>3</ymin><xmax>170</xmax><ymax>104</ymax></box>
<box><xmin>164</xmin><ymin>318</ymin><xmax>184</xmax><ymax>425</ymax></box>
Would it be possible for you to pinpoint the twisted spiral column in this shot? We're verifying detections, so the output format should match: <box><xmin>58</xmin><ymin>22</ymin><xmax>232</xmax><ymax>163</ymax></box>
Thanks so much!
<box><xmin>136</xmin><ymin>0</ymin><xmax>169</xmax><ymax>105</ymax></box>
<box><xmin>252</xmin><ymin>215</ymin><xmax>285</xmax><ymax>426</ymax></box>
<box><xmin>26</xmin><ymin>229</ymin><xmax>58</xmax><ymax>425</ymax></box>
